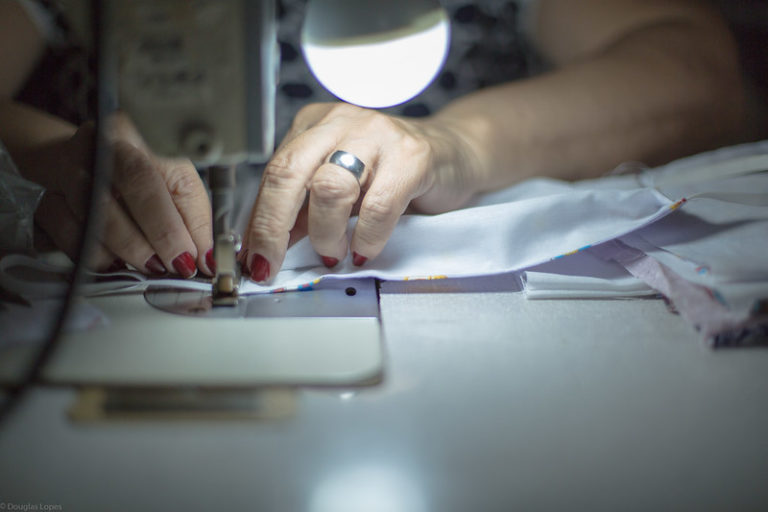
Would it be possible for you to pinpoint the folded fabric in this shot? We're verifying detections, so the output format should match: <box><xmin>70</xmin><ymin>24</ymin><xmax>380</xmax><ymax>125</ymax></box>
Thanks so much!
<box><xmin>0</xmin><ymin>253</ymin><xmax>211</xmax><ymax>299</ymax></box>
<box><xmin>616</xmin><ymin>170</ymin><xmax>768</xmax><ymax>333</ymax></box>
<box><xmin>592</xmin><ymin>240</ymin><xmax>768</xmax><ymax>347</ymax></box>
<box><xmin>523</xmin><ymin>272</ymin><xmax>655</xmax><ymax>299</ymax></box>
<box><xmin>522</xmin><ymin>250</ymin><xmax>655</xmax><ymax>299</ymax></box>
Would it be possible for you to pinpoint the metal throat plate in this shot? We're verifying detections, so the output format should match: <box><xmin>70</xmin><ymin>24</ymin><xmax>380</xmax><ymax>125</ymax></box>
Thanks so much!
<box><xmin>144</xmin><ymin>278</ymin><xmax>380</xmax><ymax>319</ymax></box>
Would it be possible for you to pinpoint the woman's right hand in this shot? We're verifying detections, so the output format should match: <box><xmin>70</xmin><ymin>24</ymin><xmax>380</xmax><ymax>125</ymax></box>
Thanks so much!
<box><xmin>241</xmin><ymin>102</ymin><xmax>482</xmax><ymax>282</ymax></box>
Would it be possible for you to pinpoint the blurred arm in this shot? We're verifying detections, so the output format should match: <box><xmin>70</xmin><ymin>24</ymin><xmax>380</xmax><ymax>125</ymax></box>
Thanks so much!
<box><xmin>422</xmin><ymin>0</ymin><xmax>745</xmax><ymax>200</ymax></box>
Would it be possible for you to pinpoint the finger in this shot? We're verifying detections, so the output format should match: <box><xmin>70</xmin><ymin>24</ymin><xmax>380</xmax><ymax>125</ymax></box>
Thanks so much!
<box><xmin>244</xmin><ymin>125</ymin><xmax>338</xmax><ymax>282</ymax></box>
<box><xmin>111</xmin><ymin>141</ymin><xmax>199</xmax><ymax>278</ymax></box>
<box><xmin>34</xmin><ymin>192</ymin><xmax>115</xmax><ymax>270</ymax></box>
<box><xmin>240</xmin><ymin>202</ymin><xmax>308</xmax><ymax>272</ymax></box>
<box><xmin>83</xmin><ymin>242</ymin><xmax>124</xmax><ymax>273</ymax></box>
<box><xmin>277</xmin><ymin>103</ymin><xmax>338</xmax><ymax>151</ymax></box>
<box><xmin>108</xmin><ymin>111</ymin><xmax>152</xmax><ymax>152</ymax></box>
<box><xmin>57</xmin><ymin>164</ymin><xmax>92</xmax><ymax>222</ymax></box>
<box><xmin>158</xmin><ymin>158</ymin><xmax>214</xmax><ymax>276</ymax></box>
<box><xmin>54</xmin><ymin>144</ymin><xmax>176</xmax><ymax>276</ymax></box>
<box><xmin>350</xmin><ymin>150</ymin><xmax>428</xmax><ymax>264</ymax></box>
<box><xmin>308</xmin><ymin>146</ymin><xmax>375</xmax><ymax>267</ymax></box>
<box><xmin>35</xmin><ymin>192</ymin><xmax>82</xmax><ymax>261</ymax></box>
<box><xmin>96</xmin><ymin>251</ymin><xmax>128</xmax><ymax>273</ymax></box>
<box><xmin>98</xmin><ymin>192</ymin><xmax>170</xmax><ymax>275</ymax></box>
<box><xmin>52</xmin><ymin>122</ymin><xmax>95</xmax><ymax>217</ymax></box>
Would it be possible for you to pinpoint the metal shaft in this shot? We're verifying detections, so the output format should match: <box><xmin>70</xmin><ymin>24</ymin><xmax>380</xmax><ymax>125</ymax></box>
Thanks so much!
<box><xmin>209</xmin><ymin>165</ymin><xmax>240</xmax><ymax>305</ymax></box>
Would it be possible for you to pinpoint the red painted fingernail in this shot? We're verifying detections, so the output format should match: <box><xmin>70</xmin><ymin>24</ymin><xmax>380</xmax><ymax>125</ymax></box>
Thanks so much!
<box><xmin>172</xmin><ymin>252</ymin><xmax>197</xmax><ymax>278</ymax></box>
<box><xmin>250</xmin><ymin>254</ymin><xmax>270</xmax><ymax>282</ymax></box>
<box><xmin>205</xmin><ymin>248</ymin><xmax>216</xmax><ymax>274</ymax></box>
<box><xmin>106</xmin><ymin>258</ymin><xmax>126</xmax><ymax>273</ymax></box>
<box><xmin>353</xmin><ymin>252</ymin><xmax>367</xmax><ymax>266</ymax></box>
<box><xmin>145</xmin><ymin>254</ymin><xmax>167</xmax><ymax>275</ymax></box>
<box><xmin>322</xmin><ymin>256</ymin><xmax>339</xmax><ymax>268</ymax></box>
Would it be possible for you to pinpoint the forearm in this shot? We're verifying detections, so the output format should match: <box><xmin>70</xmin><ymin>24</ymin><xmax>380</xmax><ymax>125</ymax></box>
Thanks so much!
<box><xmin>0</xmin><ymin>99</ymin><xmax>75</xmax><ymax>151</ymax></box>
<box><xmin>0</xmin><ymin>0</ymin><xmax>46</xmax><ymax>97</ymax></box>
<box><xmin>0</xmin><ymin>0</ymin><xmax>78</xmax><ymax>176</ymax></box>
<box><xmin>0</xmin><ymin>99</ymin><xmax>77</xmax><ymax>182</ymax></box>
<box><xmin>430</xmin><ymin>19</ymin><xmax>744</xmax><ymax>195</ymax></box>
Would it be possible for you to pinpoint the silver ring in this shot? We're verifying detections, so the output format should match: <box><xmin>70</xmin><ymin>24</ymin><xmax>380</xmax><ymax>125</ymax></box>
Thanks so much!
<box><xmin>328</xmin><ymin>150</ymin><xmax>365</xmax><ymax>181</ymax></box>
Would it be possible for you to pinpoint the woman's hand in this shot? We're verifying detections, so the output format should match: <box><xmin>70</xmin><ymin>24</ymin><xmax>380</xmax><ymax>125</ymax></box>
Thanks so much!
<box><xmin>242</xmin><ymin>102</ymin><xmax>480</xmax><ymax>282</ymax></box>
<box><xmin>25</xmin><ymin>112</ymin><xmax>213</xmax><ymax>277</ymax></box>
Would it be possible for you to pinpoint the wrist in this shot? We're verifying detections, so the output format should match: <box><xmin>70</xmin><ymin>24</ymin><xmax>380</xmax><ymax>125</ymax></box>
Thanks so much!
<box><xmin>408</xmin><ymin>114</ymin><xmax>489</xmax><ymax>213</ymax></box>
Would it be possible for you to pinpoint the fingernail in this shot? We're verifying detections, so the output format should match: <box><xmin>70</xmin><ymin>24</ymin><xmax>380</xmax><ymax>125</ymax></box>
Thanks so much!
<box><xmin>145</xmin><ymin>254</ymin><xmax>167</xmax><ymax>275</ymax></box>
<box><xmin>172</xmin><ymin>252</ymin><xmax>197</xmax><ymax>278</ymax></box>
<box><xmin>353</xmin><ymin>252</ymin><xmax>367</xmax><ymax>266</ymax></box>
<box><xmin>205</xmin><ymin>248</ymin><xmax>216</xmax><ymax>274</ymax></box>
<box><xmin>106</xmin><ymin>258</ymin><xmax>125</xmax><ymax>273</ymax></box>
<box><xmin>250</xmin><ymin>254</ymin><xmax>270</xmax><ymax>282</ymax></box>
<box><xmin>322</xmin><ymin>256</ymin><xmax>339</xmax><ymax>268</ymax></box>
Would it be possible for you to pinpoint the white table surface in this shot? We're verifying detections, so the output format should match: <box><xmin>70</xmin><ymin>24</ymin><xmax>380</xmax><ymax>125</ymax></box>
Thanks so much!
<box><xmin>1</xmin><ymin>284</ymin><xmax>767</xmax><ymax>512</ymax></box>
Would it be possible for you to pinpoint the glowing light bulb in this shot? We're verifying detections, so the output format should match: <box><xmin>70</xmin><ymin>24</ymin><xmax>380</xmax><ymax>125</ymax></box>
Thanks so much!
<box><xmin>302</xmin><ymin>7</ymin><xmax>450</xmax><ymax>108</ymax></box>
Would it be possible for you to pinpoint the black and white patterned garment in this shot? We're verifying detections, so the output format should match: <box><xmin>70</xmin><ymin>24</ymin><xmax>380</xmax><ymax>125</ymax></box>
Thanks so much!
<box><xmin>16</xmin><ymin>0</ymin><xmax>768</xmax><ymax>143</ymax></box>
<box><xmin>15</xmin><ymin>0</ymin><xmax>542</xmax><ymax>146</ymax></box>
<box><xmin>15</xmin><ymin>0</ymin><xmax>94</xmax><ymax>126</ymax></box>
<box><xmin>274</xmin><ymin>0</ymin><xmax>542</xmax><ymax>143</ymax></box>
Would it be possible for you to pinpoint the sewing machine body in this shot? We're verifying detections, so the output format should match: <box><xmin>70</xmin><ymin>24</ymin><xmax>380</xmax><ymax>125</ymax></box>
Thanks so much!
<box><xmin>0</xmin><ymin>283</ymin><xmax>383</xmax><ymax>388</ymax></box>
<box><xmin>93</xmin><ymin>0</ymin><xmax>385</xmax><ymax>387</ymax></box>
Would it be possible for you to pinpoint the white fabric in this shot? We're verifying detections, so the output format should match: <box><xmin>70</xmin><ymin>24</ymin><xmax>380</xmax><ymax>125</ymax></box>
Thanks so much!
<box><xmin>2</xmin><ymin>139</ymin><xmax>767</xmax><ymax>347</ymax></box>
<box><xmin>240</xmin><ymin>185</ymin><xmax>677</xmax><ymax>294</ymax></box>
<box><xmin>522</xmin><ymin>250</ymin><xmax>655</xmax><ymax>299</ymax></box>
<box><xmin>520</xmin><ymin>140</ymin><xmax>768</xmax><ymax>322</ymax></box>
<box><xmin>523</xmin><ymin>272</ymin><xmax>655</xmax><ymax>299</ymax></box>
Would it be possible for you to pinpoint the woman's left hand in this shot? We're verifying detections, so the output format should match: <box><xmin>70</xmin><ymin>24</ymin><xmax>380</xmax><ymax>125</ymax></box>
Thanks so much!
<box><xmin>23</xmin><ymin>112</ymin><xmax>213</xmax><ymax>276</ymax></box>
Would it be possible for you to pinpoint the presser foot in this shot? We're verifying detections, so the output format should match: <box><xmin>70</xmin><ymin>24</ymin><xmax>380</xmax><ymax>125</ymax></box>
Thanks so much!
<box><xmin>212</xmin><ymin>274</ymin><xmax>239</xmax><ymax>307</ymax></box>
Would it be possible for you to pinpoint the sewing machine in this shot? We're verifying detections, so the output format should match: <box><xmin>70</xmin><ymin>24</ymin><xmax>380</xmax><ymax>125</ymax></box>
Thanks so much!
<box><xmin>111</xmin><ymin>0</ymin><xmax>277</xmax><ymax>305</ymax></box>
<box><xmin>5</xmin><ymin>2</ymin><xmax>768</xmax><ymax>507</ymax></box>
<box><xmin>2</xmin><ymin>0</ymin><xmax>449</xmax><ymax>401</ymax></box>
<box><xmin>112</xmin><ymin>0</ymin><xmax>449</xmax><ymax>307</ymax></box>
